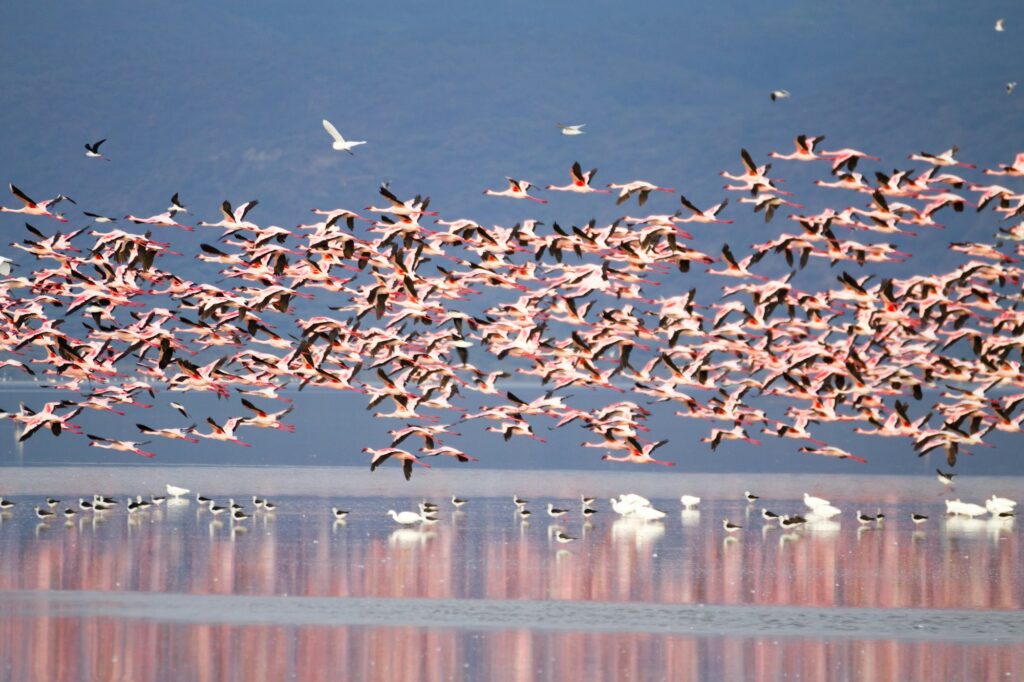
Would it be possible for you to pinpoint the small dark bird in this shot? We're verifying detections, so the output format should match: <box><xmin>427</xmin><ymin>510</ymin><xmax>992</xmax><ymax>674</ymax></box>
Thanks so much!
<box><xmin>547</xmin><ymin>504</ymin><xmax>568</xmax><ymax>518</ymax></box>
<box><xmin>84</xmin><ymin>139</ymin><xmax>110</xmax><ymax>160</ymax></box>
<box><xmin>780</xmin><ymin>515</ymin><xmax>807</xmax><ymax>528</ymax></box>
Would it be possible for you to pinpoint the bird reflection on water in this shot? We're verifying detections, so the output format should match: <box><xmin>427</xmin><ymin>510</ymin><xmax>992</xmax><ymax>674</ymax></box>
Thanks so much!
<box><xmin>0</xmin><ymin>487</ymin><xmax>1020</xmax><ymax>680</ymax></box>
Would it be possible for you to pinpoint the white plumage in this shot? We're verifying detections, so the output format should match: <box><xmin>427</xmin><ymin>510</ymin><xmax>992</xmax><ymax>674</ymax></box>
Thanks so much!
<box><xmin>322</xmin><ymin>119</ymin><xmax>367</xmax><ymax>154</ymax></box>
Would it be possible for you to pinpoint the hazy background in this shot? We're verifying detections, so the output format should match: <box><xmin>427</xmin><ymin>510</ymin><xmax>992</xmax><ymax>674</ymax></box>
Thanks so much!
<box><xmin>1</xmin><ymin>1</ymin><xmax>1023</xmax><ymax>476</ymax></box>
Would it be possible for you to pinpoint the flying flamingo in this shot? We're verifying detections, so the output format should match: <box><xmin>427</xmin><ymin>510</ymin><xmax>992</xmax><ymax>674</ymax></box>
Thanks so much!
<box><xmin>483</xmin><ymin>178</ymin><xmax>547</xmax><ymax>203</ymax></box>
<box><xmin>197</xmin><ymin>200</ymin><xmax>260</xmax><ymax>230</ymax></box>
<box><xmin>676</xmin><ymin>195</ymin><xmax>732</xmax><ymax>224</ymax></box>
<box><xmin>820</xmin><ymin>147</ymin><xmax>880</xmax><ymax>173</ymax></box>
<box><xmin>366</xmin><ymin>184</ymin><xmax>436</xmax><ymax>217</ymax></box>
<box><xmin>985</xmin><ymin>153</ymin><xmax>1024</xmax><ymax>177</ymax></box>
<box><xmin>798</xmin><ymin>445</ymin><xmax>867</xmax><ymax>464</ymax></box>
<box><xmin>365</xmin><ymin>447</ymin><xmax>431</xmax><ymax>481</ymax></box>
<box><xmin>87</xmin><ymin>434</ymin><xmax>156</xmax><ymax>458</ymax></box>
<box><xmin>136</xmin><ymin>423</ymin><xmax>199</xmax><ymax>443</ymax></box>
<box><xmin>606</xmin><ymin>180</ymin><xmax>675</xmax><ymax>206</ymax></box>
<box><xmin>601</xmin><ymin>437</ymin><xmax>675</xmax><ymax>466</ymax></box>
<box><xmin>195</xmin><ymin>417</ymin><xmax>251</xmax><ymax>447</ymax></box>
<box><xmin>909</xmin><ymin>147</ymin><xmax>975</xmax><ymax>169</ymax></box>
<box><xmin>546</xmin><ymin>161</ymin><xmax>610</xmax><ymax>194</ymax></box>
<box><xmin>239</xmin><ymin>398</ymin><xmax>295</xmax><ymax>432</ymax></box>
<box><xmin>125</xmin><ymin>209</ymin><xmax>193</xmax><ymax>231</ymax></box>
<box><xmin>769</xmin><ymin>135</ymin><xmax>827</xmax><ymax>162</ymax></box>
<box><xmin>0</xmin><ymin>184</ymin><xmax>72</xmax><ymax>222</ymax></box>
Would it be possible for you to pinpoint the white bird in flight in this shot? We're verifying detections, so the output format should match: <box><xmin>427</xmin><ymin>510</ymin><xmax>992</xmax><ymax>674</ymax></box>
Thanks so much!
<box><xmin>995</xmin><ymin>18</ymin><xmax>1005</xmax><ymax>32</ymax></box>
<box><xmin>557</xmin><ymin>123</ymin><xmax>585</xmax><ymax>136</ymax></box>
<box><xmin>770</xmin><ymin>90</ymin><xmax>791</xmax><ymax>101</ymax></box>
<box><xmin>322</xmin><ymin>119</ymin><xmax>366</xmax><ymax>154</ymax></box>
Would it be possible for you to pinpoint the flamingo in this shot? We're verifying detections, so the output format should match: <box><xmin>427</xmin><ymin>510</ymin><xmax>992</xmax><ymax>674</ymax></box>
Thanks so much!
<box><xmin>706</xmin><ymin>244</ymin><xmax>767</xmax><ymax>280</ymax></box>
<box><xmin>546</xmin><ymin>161</ymin><xmax>610</xmax><ymax>194</ymax></box>
<box><xmin>820</xmin><ymin>147</ymin><xmax>880</xmax><ymax>173</ymax></box>
<box><xmin>365</xmin><ymin>447</ymin><xmax>431</xmax><ymax>481</ymax></box>
<box><xmin>194</xmin><ymin>417</ymin><xmax>251</xmax><ymax>447</ymax></box>
<box><xmin>769</xmin><ymin>135</ymin><xmax>827</xmax><ymax>162</ymax></box>
<box><xmin>701</xmin><ymin>425</ymin><xmax>761</xmax><ymax>450</ymax></box>
<box><xmin>601</xmin><ymin>437</ymin><xmax>675</xmax><ymax>466</ymax></box>
<box><xmin>86</xmin><ymin>434</ymin><xmax>156</xmax><ymax>458</ymax></box>
<box><xmin>909</xmin><ymin>147</ymin><xmax>975</xmax><ymax>169</ymax></box>
<box><xmin>197</xmin><ymin>199</ymin><xmax>260</xmax><ymax>230</ymax></box>
<box><xmin>607</xmin><ymin>180</ymin><xmax>674</xmax><ymax>206</ymax></box>
<box><xmin>0</xmin><ymin>184</ymin><xmax>72</xmax><ymax>222</ymax></box>
<box><xmin>125</xmin><ymin>210</ymin><xmax>192</xmax><ymax>231</ymax></box>
<box><xmin>483</xmin><ymin>178</ymin><xmax>547</xmax><ymax>203</ymax></box>
<box><xmin>676</xmin><ymin>195</ymin><xmax>732</xmax><ymax>224</ymax></box>
<box><xmin>136</xmin><ymin>423</ymin><xmax>199</xmax><ymax>443</ymax></box>
<box><xmin>239</xmin><ymin>398</ymin><xmax>295</xmax><ymax>432</ymax></box>
<box><xmin>798</xmin><ymin>445</ymin><xmax>867</xmax><ymax>464</ymax></box>
<box><xmin>985</xmin><ymin>153</ymin><xmax>1024</xmax><ymax>177</ymax></box>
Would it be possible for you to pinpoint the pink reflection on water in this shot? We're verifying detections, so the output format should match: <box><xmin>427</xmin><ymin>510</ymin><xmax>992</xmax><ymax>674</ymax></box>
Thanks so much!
<box><xmin>0</xmin><ymin>503</ymin><xmax>1020</xmax><ymax>609</ymax></box>
<box><xmin>0</xmin><ymin>618</ymin><xmax>1020</xmax><ymax>682</ymax></box>
<box><xmin>0</xmin><ymin>497</ymin><xmax>1021</xmax><ymax>680</ymax></box>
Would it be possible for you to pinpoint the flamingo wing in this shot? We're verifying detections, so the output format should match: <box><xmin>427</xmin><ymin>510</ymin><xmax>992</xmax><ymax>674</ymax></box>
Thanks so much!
<box><xmin>9</xmin><ymin>184</ymin><xmax>36</xmax><ymax>208</ymax></box>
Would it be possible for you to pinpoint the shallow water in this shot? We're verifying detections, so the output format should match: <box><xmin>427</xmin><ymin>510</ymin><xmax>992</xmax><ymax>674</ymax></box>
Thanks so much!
<box><xmin>0</xmin><ymin>467</ymin><xmax>1021</xmax><ymax>681</ymax></box>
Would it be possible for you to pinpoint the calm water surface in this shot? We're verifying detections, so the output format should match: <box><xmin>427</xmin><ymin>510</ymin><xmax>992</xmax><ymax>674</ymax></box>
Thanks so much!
<box><xmin>0</xmin><ymin>467</ymin><xmax>1021</xmax><ymax>681</ymax></box>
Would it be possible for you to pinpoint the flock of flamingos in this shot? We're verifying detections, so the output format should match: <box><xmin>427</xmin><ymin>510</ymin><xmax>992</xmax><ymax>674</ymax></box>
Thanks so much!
<box><xmin>1</xmin><ymin>136</ymin><xmax>1024</xmax><ymax>482</ymax></box>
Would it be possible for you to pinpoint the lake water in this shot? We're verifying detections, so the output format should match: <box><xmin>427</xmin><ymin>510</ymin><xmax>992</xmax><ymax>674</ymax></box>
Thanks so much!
<box><xmin>0</xmin><ymin>467</ymin><xmax>1021</xmax><ymax>681</ymax></box>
